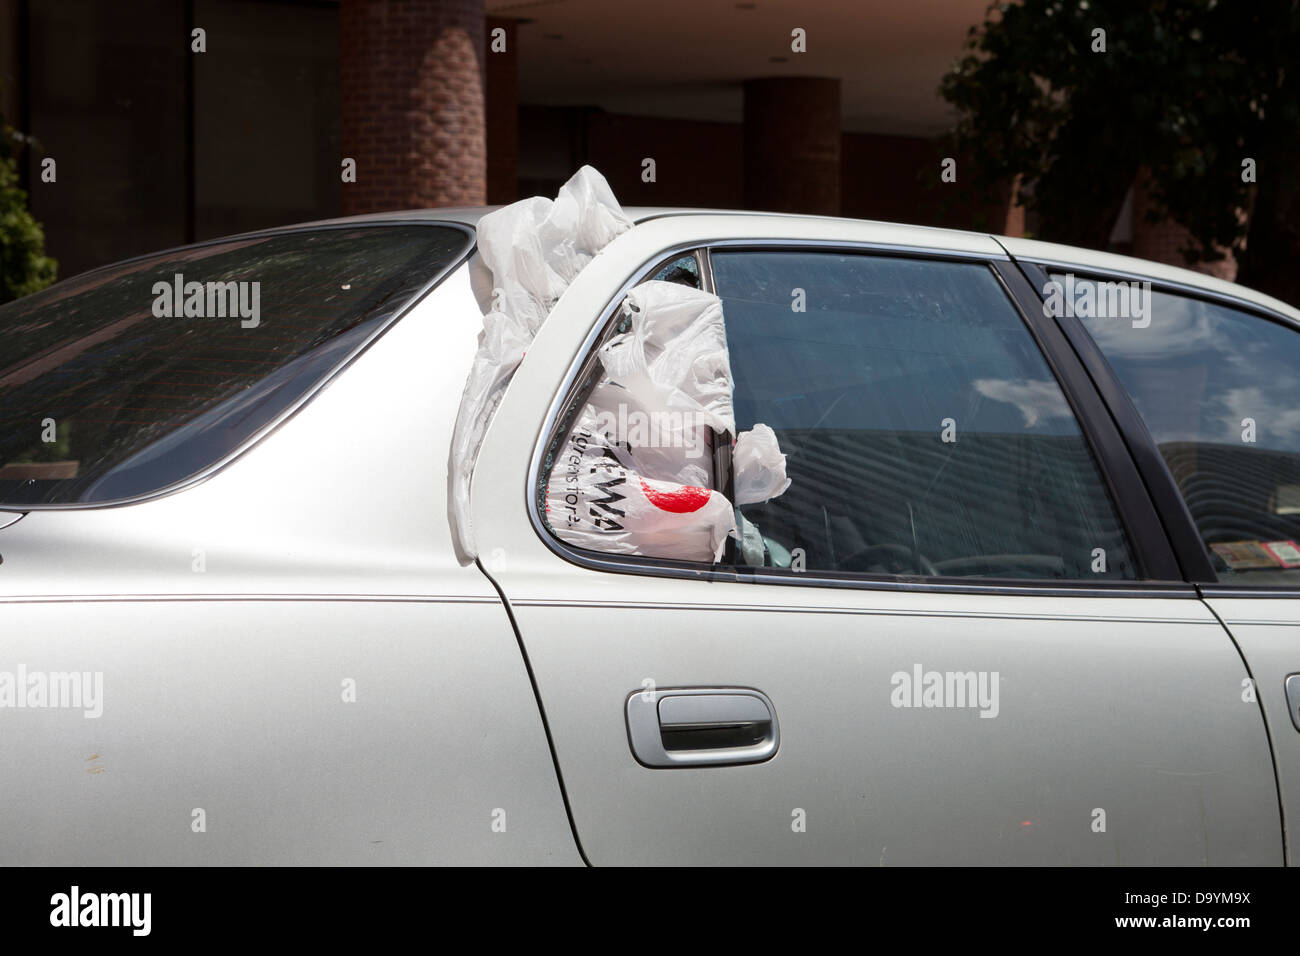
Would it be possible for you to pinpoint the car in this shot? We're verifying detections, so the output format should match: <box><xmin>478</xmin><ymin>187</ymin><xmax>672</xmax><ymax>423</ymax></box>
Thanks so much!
<box><xmin>1</xmin><ymin>196</ymin><xmax>1297</xmax><ymax>866</ymax></box>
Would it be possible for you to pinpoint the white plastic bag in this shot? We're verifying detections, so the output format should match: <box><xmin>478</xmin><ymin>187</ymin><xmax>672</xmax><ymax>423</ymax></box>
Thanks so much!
<box><xmin>597</xmin><ymin>281</ymin><xmax>735</xmax><ymax>438</ymax></box>
<box><xmin>732</xmin><ymin>423</ymin><xmax>792</xmax><ymax>505</ymax></box>
<box><xmin>450</xmin><ymin>166</ymin><xmax>632</xmax><ymax>559</ymax></box>
<box><xmin>451</xmin><ymin>165</ymin><xmax>792</xmax><ymax>564</ymax></box>
<box><xmin>546</xmin><ymin>417</ymin><xmax>735</xmax><ymax>562</ymax></box>
<box><xmin>543</xmin><ymin>283</ymin><xmax>791</xmax><ymax>563</ymax></box>
<box><xmin>579</xmin><ymin>384</ymin><xmax>714</xmax><ymax>489</ymax></box>
<box><xmin>580</xmin><ymin>280</ymin><xmax>734</xmax><ymax>497</ymax></box>
<box><xmin>472</xmin><ymin>167</ymin><xmax>631</xmax><ymax>335</ymax></box>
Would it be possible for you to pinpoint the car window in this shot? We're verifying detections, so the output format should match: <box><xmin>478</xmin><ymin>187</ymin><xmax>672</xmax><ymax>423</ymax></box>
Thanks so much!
<box><xmin>540</xmin><ymin>247</ymin><xmax>1140</xmax><ymax>582</ymax></box>
<box><xmin>710</xmin><ymin>251</ymin><xmax>1136</xmax><ymax>580</ymax></box>
<box><xmin>0</xmin><ymin>224</ymin><xmax>470</xmax><ymax>505</ymax></box>
<box><xmin>1068</xmin><ymin>278</ymin><xmax>1300</xmax><ymax>585</ymax></box>
<box><xmin>649</xmin><ymin>253</ymin><xmax>702</xmax><ymax>289</ymax></box>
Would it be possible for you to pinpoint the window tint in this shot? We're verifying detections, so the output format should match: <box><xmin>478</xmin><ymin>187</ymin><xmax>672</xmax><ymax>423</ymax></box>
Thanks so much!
<box><xmin>0</xmin><ymin>224</ymin><xmax>469</xmax><ymax>505</ymax></box>
<box><xmin>1072</xmin><ymin>281</ymin><xmax>1300</xmax><ymax>585</ymax></box>
<box><xmin>711</xmin><ymin>251</ymin><xmax>1136</xmax><ymax>580</ymax></box>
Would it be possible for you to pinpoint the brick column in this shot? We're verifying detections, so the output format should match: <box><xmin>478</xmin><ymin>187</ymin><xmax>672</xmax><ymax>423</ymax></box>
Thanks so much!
<box><xmin>485</xmin><ymin>16</ymin><xmax>517</xmax><ymax>205</ymax></box>
<box><xmin>340</xmin><ymin>0</ymin><xmax>486</xmax><ymax>213</ymax></box>
<box><xmin>743</xmin><ymin>77</ymin><xmax>841</xmax><ymax>216</ymax></box>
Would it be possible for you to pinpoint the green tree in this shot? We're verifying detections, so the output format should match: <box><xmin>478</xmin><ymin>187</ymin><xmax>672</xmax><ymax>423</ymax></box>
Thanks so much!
<box><xmin>941</xmin><ymin>0</ymin><xmax>1300</xmax><ymax>305</ymax></box>
<box><xmin>0</xmin><ymin>108</ymin><xmax>57</xmax><ymax>303</ymax></box>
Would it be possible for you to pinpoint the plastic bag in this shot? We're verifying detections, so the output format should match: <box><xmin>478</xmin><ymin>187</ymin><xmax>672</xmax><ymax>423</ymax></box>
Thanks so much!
<box><xmin>545</xmin><ymin>416</ymin><xmax>735</xmax><ymax>562</ymax></box>
<box><xmin>733</xmin><ymin>423</ymin><xmax>792</xmax><ymax>505</ymax></box>
<box><xmin>450</xmin><ymin>166</ymin><xmax>632</xmax><ymax>559</ymax></box>
<box><xmin>473</xmin><ymin>167</ymin><xmax>631</xmax><ymax>335</ymax></box>
<box><xmin>544</xmin><ymin>283</ymin><xmax>792</xmax><ymax>564</ymax></box>
<box><xmin>541</xmin><ymin>281</ymin><xmax>738</xmax><ymax>562</ymax></box>
<box><xmin>451</xmin><ymin>165</ymin><xmax>792</xmax><ymax>564</ymax></box>
<box><xmin>597</xmin><ymin>281</ymin><xmax>736</xmax><ymax>438</ymax></box>
<box><xmin>581</xmin><ymin>383</ymin><xmax>713</xmax><ymax>489</ymax></box>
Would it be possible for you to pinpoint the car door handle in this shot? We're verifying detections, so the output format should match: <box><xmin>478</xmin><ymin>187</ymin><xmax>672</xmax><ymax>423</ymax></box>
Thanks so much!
<box><xmin>626</xmin><ymin>687</ymin><xmax>779</xmax><ymax>767</ymax></box>
<box><xmin>1286</xmin><ymin>674</ymin><xmax>1300</xmax><ymax>732</ymax></box>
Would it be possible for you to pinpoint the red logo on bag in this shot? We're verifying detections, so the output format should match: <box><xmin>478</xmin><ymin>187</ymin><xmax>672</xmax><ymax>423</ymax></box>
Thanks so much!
<box><xmin>640</xmin><ymin>479</ymin><xmax>711</xmax><ymax>513</ymax></box>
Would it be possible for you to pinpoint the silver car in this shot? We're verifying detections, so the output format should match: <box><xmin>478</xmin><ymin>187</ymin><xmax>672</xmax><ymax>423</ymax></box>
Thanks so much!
<box><xmin>2</xmin><ymin>208</ymin><xmax>1297</xmax><ymax>865</ymax></box>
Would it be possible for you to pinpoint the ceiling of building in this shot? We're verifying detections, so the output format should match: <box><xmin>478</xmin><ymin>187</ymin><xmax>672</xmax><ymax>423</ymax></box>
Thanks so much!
<box><xmin>486</xmin><ymin>0</ymin><xmax>996</xmax><ymax>136</ymax></box>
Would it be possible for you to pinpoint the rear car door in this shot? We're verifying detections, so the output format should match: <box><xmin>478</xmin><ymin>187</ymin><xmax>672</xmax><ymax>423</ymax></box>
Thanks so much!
<box><xmin>1026</xmin><ymin>258</ymin><xmax>1300</xmax><ymax>862</ymax></box>
<box><xmin>472</xmin><ymin>215</ymin><xmax>1281</xmax><ymax>865</ymax></box>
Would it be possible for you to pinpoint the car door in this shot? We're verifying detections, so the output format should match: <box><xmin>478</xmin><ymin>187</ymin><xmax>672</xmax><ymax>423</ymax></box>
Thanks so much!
<box><xmin>471</xmin><ymin>215</ymin><xmax>1281</xmax><ymax>865</ymax></box>
<box><xmin>1019</xmin><ymin>254</ymin><xmax>1300</xmax><ymax>862</ymax></box>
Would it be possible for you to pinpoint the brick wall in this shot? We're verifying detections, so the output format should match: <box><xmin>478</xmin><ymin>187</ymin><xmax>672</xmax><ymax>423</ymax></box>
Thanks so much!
<box><xmin>340</xmin><ymin>0</ymin><xmax>485</xmax><ymax>213</ymax></box>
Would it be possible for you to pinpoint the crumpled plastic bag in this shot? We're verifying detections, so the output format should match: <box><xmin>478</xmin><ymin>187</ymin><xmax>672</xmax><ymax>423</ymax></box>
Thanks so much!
<box><xmin>732</xmin><ymin>423</ymin><xmax>791</xmax><ymax>506</ymax></box>
<box><xmin>598</xmin><ymin>281</ymin><xmax>736</xmax><ymax>438</ymax></box>
<box><xmin>550</xmin><ymin>280</ymin><xmax>738</xmax><ymax>561</ymax></box>
<box><xmin>545</xmin><ymin>417</ymin><xmax>735</xmax><ymax>562</ymax></box>
<box><xmin>473</xmin><ymin>167</ymin><xmax>631</xmax><ymax>336</ymax></box>
<box><xmin>544</xmin><ymin>281</ymin><xmax>791</xmax><ymax>563</ymax></box>
<box><xmin>451</xmin><ymin>166</ymin><xmax>633</xmax><ymax>559</ymax></box>
<box><xmin>578</xmin><ymin>384</ymin><xmax>714</xmax><ymax>489</ymax></box>
<box><xmin>451</xmin><ymin>165</ymin><xmax>793</xmax><ymax>565</ymax></box>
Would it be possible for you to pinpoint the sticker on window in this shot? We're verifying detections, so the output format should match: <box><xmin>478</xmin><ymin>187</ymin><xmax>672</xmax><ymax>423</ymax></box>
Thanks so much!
<box><xmin>1262</xmin><ymin>540</ymin><xmax>1300</xmax><ymax>568</ymax></box>
<box><xmin>1210</xmin><ymin>540</ymin><xmax>1282</xmax><ymax>570</ymax></box>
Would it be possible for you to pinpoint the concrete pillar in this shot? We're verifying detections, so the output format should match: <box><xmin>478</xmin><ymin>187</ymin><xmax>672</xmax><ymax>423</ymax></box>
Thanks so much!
<box><xmin>743</xmin><ymin>77</ymin><xmax>841</xmax><ymax>216</ymax></box>
<box><xmin>340</xmin><ymin>0</ymin><xmax>486</xmax><ymax>213</ymax></box>
<box><xmin>485</xmin><ymin>16</ymin><xmax>517</xmax><ymax>206</ymax></box>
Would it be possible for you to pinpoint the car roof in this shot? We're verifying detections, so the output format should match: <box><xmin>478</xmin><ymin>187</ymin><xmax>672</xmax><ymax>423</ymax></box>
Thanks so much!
<box><xmin>296</xmin><ymin>204</ymin><xmax>992</xmax><ymax>231</ymax></box>
<box><xmin>992</xmin><ymin>235</ymin><xmax>1300</xmax><ymax>322</ymax></box>
<box><xmin>124</xmin><ymin>205</ymin><xmax>1300</xmax><ymax>325</ymax></box>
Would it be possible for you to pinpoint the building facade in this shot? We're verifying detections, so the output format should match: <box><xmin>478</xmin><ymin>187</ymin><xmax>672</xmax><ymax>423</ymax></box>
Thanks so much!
<box><xmin>0</xmin><ymin>0</ymin><xmax>1223</xmax><ymax>282</ymax></box>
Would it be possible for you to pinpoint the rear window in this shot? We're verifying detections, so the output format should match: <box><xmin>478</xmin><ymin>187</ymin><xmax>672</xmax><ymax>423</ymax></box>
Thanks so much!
<box><xmin>0</xmin><ymin>223</ymin><xmax>470</xmax><ymax>506</ymax></box>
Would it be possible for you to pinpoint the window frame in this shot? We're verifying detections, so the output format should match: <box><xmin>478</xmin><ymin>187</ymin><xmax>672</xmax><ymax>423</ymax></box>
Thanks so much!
<box><xmin>1014</xmin><ymin>257</ymin><xmax>1300</xmax><ymax>595</ymax></box>
<box><xmin>528</xmin><ymin>239</ymin><xmax>1194</xmax><ymax>598</ymax></box>
<box><xmin>1</xmin><ymin>219</ymin><xmax>475</xmax><ymax>511</ymax></box>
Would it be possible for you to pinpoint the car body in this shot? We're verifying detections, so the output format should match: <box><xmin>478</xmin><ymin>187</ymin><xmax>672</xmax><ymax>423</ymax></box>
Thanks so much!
<box><xmin>1</xmin><ymin>206</ymin><xmax>1298</xmax><ymax>865</ymax></box>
